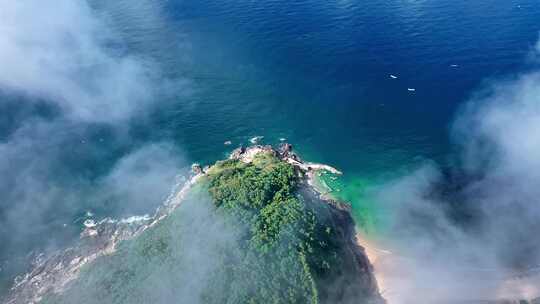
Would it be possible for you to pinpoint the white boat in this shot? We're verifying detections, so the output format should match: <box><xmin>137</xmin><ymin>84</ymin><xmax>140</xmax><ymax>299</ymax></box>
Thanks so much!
<box><xmin>390</xmin><ymin>74</ymin><xmax>398</xmax><ymax>79</ymax></box>
<box><xmin>407</xmin><ymin>88</ymin><xmax>416</xmax><ymax>92</ymax></box>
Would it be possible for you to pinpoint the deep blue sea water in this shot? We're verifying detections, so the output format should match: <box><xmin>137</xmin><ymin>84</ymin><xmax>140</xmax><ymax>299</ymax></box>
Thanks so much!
<box><xmin>155</xmin><ymin>0</ymin><xmax>540</xmax><ymax>174</ymax></box>
<box><xmin>1</xmin><ymin>0</ymin><xmax>540</xmax><ymax>296</ymax></box>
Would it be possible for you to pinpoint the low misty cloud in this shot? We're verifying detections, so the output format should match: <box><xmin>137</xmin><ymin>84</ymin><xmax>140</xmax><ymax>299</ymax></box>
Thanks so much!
<box><xmin>0</xmin><ymin>132</ymin><xmax>186</xmax><ymax>283</ymax></box>
<box><xmin>37</xmin><ymin>190</ymin><xmax>244</xmax><ymax>304</ymax></box>
<box><xmin>371</xmin><ymin>42</ymin><xmax>540</xmax><ymax>302</ymax></box>
<box><xmin>98</xmin><ymin>143</ymin><xmax>187</xmax><ymax>216</ymax></box>
<box><xmin>0</xmin><ymin>0</ymin><xmax>188</xmax><ymax>294</ymax></box>
<box><xmin>0</xmin><ymin>0</ymin><xmax>163</xmax><ymax>122</ymax></box>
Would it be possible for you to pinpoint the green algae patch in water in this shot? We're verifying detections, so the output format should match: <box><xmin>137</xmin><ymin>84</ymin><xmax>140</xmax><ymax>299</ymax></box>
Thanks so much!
<box><xmin>312</xmin><ymin>172</ymin><xmax>380</xmax><ymax>235</ymax></box>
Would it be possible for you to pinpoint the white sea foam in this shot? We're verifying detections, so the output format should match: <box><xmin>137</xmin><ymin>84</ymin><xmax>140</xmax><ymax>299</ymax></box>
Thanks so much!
<box><xmin>83</xmin><ymin>219</ymin><xmax>97</xmax><ymax>228</ymax></box>
<box><xmin>118</xmin><ymin>214</ymin><xmax>152</xmax><ymax>224</ymax></box>
<box><xmin>249</xmin><ymin>136</ymin><xmax>264</xmax><ymax>144</ymax></box>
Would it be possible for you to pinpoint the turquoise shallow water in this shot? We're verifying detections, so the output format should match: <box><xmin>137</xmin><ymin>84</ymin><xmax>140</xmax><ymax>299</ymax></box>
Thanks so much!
<box><xmin>1</xmin><ymin>0</ymin><xmax>540</xmax><ymax>296</ymax></box>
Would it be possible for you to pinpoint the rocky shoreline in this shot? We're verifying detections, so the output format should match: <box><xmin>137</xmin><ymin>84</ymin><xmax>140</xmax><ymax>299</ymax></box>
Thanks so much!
<box><xmin>228</xmin><ymin>143</ymin><xmax>343</xmax><ymax>197</ymax></box>
<box><xmin>4</xmin><ymin>174</ymin><xmax>203</xmax><ymax>304</ymax></box>
<box><xmin>3</xmin><ymin>143</ymin><xmax>382</xmax><ymax>304</ymax></box>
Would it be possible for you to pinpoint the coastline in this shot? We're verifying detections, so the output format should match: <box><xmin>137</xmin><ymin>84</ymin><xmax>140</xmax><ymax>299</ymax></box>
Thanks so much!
<box><xmin>4</xmin><ymin>143</ymin><xmax>384</xmax><ymax>304</ymax></box>
<box><xmin>5</xmin><ymin>172</ymin><xmax>204</xmax><ymax>304</ymax></box>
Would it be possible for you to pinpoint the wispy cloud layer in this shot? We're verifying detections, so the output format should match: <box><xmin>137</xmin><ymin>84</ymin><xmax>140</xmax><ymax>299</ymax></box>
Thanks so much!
<box><xmin>0</xmin><ymin>0</ymin><xmax>187</xmax><ymax>292</ymax></box>
<box><xmin>0</xmin><ymin>0</ymin><xmax>163</xmax><ymax>122</ymax></box>
<box><xmin>372</xmin><ymin>39</ymin><xmax>540</xmax><ymax>302</ymax></box>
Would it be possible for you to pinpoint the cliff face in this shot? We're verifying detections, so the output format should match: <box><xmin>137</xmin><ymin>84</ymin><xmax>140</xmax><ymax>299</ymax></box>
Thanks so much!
<box><xmin>4</xmin><ymin>144</ymin><xmax>383</xmax><ymax>304</ymax></box>
<box><xmin>298</xmin><ymin>187</ymin><xmax>382</xmax><ymax>303</ymax></box>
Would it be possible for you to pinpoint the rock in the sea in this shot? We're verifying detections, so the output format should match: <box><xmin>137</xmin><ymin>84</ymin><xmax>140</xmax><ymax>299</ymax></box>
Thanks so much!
<box><xmin>278</xmin><ymin>142</ymin><xmax>293</xmax><ymax>157</ymax></box>
<box><xmin>229</xmin><ymin>146</ymin><xmax>246</xmax><ymax>159</ymax></box>
<box><xmin>191</xmin><ymin>163</ymin><xmax>203</xmax><ymax>174</ymax></box>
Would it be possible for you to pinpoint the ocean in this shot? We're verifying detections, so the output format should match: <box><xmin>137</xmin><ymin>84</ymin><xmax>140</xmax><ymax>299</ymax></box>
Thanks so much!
<box><xmin>1</xmin><ymin>0</ymin><xmax>540</xmax><ymax>297</ymax></box>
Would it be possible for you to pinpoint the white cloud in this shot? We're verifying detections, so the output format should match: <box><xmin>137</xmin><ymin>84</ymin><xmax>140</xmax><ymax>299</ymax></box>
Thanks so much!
<box><xmin>0</xmin><ymin>0</ymin><xmax>161</xmax><ymax>122</ymax></box>
<box><xmin>0</xmin><ymin>0</ymin><xmax>187</xmax><ymax>290</ymax></box>
<box><xmin>372</xmin><ymin>36</ymin><xmax>540</xmax><ymax>303</ymax></box>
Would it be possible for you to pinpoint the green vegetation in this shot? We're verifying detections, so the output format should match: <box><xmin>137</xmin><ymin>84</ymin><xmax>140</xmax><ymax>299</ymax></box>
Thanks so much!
<box><xmin>203</xmin><ymin>152</ymin><xmax>373</xmax><ymax>304</ymax></box>
<box><xmin>41</xmin><ymin>151</ymin><xmax>379</xmax><ymax>304</ymax></box>
<box><xmin>204</xmin><ymin>153</ymin><xmax>326</xmax><ymax>303</ymax></box>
